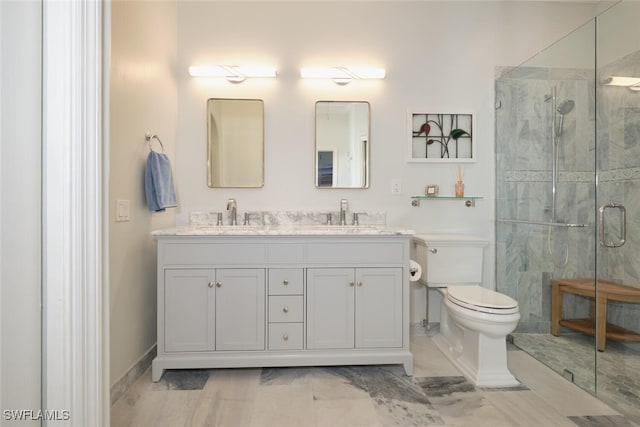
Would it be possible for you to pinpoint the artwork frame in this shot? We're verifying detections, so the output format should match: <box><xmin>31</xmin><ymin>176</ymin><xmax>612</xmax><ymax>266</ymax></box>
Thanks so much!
<box><xmin>425</xmin><ymin>184</ymin><xmax>439</xmax><ymax>197</ymax></box>
<box><xmin>407</xmin><ymin>111</ymin><xmax>475</xmax><ymax>163</ymax></box>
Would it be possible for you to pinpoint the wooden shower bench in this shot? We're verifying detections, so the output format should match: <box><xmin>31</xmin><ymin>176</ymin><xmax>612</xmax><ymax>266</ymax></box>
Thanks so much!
<box><xmin>551</xmin><ymin>278</ymin><xmax>640</xmax><ymax>351</ymax></box>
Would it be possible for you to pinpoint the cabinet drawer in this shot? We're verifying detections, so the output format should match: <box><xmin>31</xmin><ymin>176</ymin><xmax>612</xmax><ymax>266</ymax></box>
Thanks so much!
<box><xmin>306</xmin><ymin>242</ymin><xmax>405</xmax><ymax>265</ymax></box>
<box><xmin>161</xmin><ymin>242</ymin><xmax>266</xmax><ymax>265</ymax></box>
<box><xmin>268</xmin><ymin>323</ymin><xmax>303</xmax><ymax>350</ymax></box>
<box><xmin>267</xmin><ymin>243</ymin><xmax>304</xmax><ymax>264</ymax></box>
<box><xmin>269</xmin><ymin>296</ymin><xmax>303</xmax><ymax>322</ymax></box>
<box><xmin>268</xmin><ymin>269</ymin><xmax>303</xmax><ymax>295</ymax></box>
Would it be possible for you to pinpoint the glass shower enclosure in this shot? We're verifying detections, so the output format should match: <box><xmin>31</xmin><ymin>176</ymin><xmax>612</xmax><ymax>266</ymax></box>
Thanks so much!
<box><xmin>495</xmin><ymin>2</ymin><xmax>640</xmax><ymax>422</ymax></box>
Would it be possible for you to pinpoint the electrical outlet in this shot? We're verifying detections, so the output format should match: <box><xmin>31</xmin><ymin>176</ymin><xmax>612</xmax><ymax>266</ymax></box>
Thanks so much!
<box><xmin>391</xmin><ymin>179</ymin><xmax>401</xmax><ymax>195</ymax></box>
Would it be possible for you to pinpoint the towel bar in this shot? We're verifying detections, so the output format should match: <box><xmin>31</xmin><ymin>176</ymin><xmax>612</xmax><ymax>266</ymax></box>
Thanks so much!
<box><xmin>145</xmin><ymin>132</ymin><xmax>164</xmax><ymax>153</ymax></box>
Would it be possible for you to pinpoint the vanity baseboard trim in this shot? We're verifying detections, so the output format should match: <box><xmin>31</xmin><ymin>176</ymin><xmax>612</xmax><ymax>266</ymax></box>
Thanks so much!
<box><xmin>151</xmin><ymin>350</ymin><xmax>414</xmax><ymax>382</ymax></box>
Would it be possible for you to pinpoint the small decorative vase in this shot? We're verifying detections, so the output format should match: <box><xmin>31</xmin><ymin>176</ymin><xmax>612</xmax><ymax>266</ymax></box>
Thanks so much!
<box><xmin>455</xmin><ymin>181</ymin><xmax>465</xmax><ymax>197</ymax></box>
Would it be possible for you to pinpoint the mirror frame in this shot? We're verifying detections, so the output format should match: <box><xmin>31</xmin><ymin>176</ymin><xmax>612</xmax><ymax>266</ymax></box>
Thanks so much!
<box><xmin>314</xmin><ymin>100</ymin><xmax>370</xmax><ymax>189</ymax></box>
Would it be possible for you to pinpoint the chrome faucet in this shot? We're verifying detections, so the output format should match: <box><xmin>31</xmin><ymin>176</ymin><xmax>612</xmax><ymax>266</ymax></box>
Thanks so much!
<box><xmin>227</xmin><ymin>198</ymin><xmax>237</xmax><ymax>226</ymax></box>
<box><xmin>340</xmin><ymin>198</ymin><xmax>348</xmax><ymax>226</ymax></box>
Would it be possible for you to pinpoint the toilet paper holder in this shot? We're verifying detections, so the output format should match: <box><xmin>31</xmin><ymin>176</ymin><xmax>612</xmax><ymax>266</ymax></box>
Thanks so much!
<box><xmin>409</xmin><ymin>259</ymin><xmax>422</xmax><ymax>282</ymax></box>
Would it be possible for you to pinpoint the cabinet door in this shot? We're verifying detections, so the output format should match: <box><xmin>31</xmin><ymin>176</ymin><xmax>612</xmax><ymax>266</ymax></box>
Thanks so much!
<box><xmin>164</xmin><ymin>269</ymin><xmax>215</xmax><ymax>352</ymax></box>
<box><xmin>215</xmin><ymin>269</ymin><xmax>266</xmax><ymax>351</ymax></box>
<box><xmin>355</xmin><ymin>268</ymin><xmax>403</xmax><ymax>348</ymax></box>
<box><xmin>307</xmin><ymin>268</ymin><xmax>355</xmax><ymax>349</ymax></box>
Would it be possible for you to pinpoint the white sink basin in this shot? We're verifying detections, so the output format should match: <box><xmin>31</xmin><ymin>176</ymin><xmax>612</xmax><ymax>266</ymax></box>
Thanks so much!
<box><xmin>196</xmin><ymin>225</ymin><xmax>261</xmax><ymax>231</ymax></box>
<box><xmin>310</xmin><ymin>225</ymin><xmax>379</xmax><ymax>231</ymax></box>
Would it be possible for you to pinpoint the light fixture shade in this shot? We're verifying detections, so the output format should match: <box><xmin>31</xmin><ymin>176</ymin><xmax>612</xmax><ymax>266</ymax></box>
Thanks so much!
<box><xmin>301</xmin><ymin>67</ymin><xmax>385</xmax><ymax>84</ymax></box>
<box><xmin>603</xmin><ymin>76</ymin><xmax>640</xmax><ymax>87</ymax></box>
<box><xmin>189</xmin><ymin>65</ymin><xmax>276</xmax><ymax>82</ymax></box>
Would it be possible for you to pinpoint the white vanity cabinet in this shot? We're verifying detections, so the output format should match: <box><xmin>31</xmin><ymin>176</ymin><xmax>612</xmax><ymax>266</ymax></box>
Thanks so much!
<box><xmin>164</xmin><ymin>269</ymin><xmax>215</xmax><ymax>352</ymax></box>
<box><xmin>267</xmin><ymin>268</ymin><xmax>304</xmax><ymax>350</ymax></box>
<box><xmin>152</xmin><ymin>233</ymin><xmax>413</xmax><ymax>382</ymax></box>
<box><xmin>307</xmin><ymin>267</ymin><xmax>403</xmax><ymax>350</ymax></box>
<box><xmin>164</xmin><ymin>268</ymin><xmax>265</xmax><ymax>353</ymax></box>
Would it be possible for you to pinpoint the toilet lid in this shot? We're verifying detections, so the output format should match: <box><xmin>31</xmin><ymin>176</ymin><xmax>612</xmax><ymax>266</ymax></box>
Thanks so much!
<box><xmin>447</xmin><ymin>285</ymin><xmax>519</xmax><ymax>314</ymax></box>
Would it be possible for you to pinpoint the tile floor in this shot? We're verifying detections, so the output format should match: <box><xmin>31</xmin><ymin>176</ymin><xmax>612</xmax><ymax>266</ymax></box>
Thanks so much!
<box><xmin>111</xmin><ymin>335</ymin><xmax>638</xmax><ymax>427</ymax></box>
<box><xmin>512</xmin><ymin>332</ymin><xmax>640</xmax><ymax>423</ymax></box>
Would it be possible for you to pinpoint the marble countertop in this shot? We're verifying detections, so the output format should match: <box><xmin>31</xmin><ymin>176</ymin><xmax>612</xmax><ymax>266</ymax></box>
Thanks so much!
<box><xmin>152</xmin><ymin>225</ymin><xmax>415</xmax><ymax>237</ymax></box>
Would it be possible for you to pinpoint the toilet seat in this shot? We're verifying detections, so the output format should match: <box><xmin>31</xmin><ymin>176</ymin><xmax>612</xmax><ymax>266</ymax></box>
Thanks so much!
<box><xmin>446</xmin><ymin>285</ymin><xmax>519</xmax><ymax>315</ymax></box>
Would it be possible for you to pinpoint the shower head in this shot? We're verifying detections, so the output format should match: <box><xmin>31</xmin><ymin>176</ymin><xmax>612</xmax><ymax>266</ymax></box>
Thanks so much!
<box><xmin>557</xmin><ymin>99</ymin><xmax>575</xmax><ymax>115</ymax></box>
<box><xmin>556</xmin><ymin>99</ymin><xmax>575</xmax><ymax>137</ymax></box>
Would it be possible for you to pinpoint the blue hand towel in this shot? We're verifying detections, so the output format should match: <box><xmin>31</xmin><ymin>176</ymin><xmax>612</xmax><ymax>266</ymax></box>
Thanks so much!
<box><xmin>145</xmin><ymin>151</ymin><xmax>178</xmax><ymax>212</ymax></box>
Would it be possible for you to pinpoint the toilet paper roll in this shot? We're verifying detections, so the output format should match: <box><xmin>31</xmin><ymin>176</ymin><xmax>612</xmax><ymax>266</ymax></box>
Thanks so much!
<box><xmin>409</xmin><ymin>259</ymin><xmax>422</xmax><ymax>282</ymax></box>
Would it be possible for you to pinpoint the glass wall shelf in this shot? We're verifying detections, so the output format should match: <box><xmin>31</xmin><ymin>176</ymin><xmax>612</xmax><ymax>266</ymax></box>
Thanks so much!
<box><xmin>410</xmin><ymin>195</ymin><xmax>482</xmax><ymax>207</ymax></box>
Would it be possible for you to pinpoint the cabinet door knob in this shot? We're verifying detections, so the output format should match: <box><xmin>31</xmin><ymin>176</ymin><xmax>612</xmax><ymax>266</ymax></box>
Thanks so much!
<box><xmin>357</xmin><ymin>281</ymin><xmax>363</xmax><ymax>287</ymax></box>
<box><xmin>208</xmin><ymin>282</ymin><xmax>214</xmax><ymax>288</ymax></box>
<box><xmin>216</xmin><ymin>282</ymin><xmax>222</xmax><ymax>288</ymax></box>
<box><xmin>282</xmin><ymin>306</ymin><xmax>289</xmax><ymax>313</ymax></box>
<box><xmin>283</xmin><ymin>279</ymin><xmax>289</xmax><ymax>286</ymax></box>
<box><xmin>349</xmin><ymin>281</ymin><xmax>355</xmax><ymax>287</ymax></box>
<box><xmin>282</xmin><ymin>334</ymin><xmax>289</xmax><ymax>341</ymax></box>
<box><xmin>429</xmin><ymin>248</ymin><xmax>438</xmax><ymax>254</ymax></box>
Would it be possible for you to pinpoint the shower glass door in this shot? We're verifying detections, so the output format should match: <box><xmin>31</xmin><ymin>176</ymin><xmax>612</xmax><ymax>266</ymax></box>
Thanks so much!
<box><xmin>497</xmin><ymin>3</ymin><xmax>640</xmax><ymax>422</ymax></box>
<box><xmin>495</xmin><ymin>18</ymin><xmax>598</xmax><ymax>399</ymax></box>
<box><xmin>595</xmin><ymin>3</ymin><xmax>640</xmax><ymax>419</ymax></box>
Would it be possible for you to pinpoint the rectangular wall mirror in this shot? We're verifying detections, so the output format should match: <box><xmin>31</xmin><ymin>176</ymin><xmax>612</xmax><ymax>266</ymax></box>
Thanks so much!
<box><xmin>315</xmin><ymin>101</ymin><xmax>370</xmax><ymax>188</ymax></box>
<box><xmin>207</xmin><ymin>98</ymin><xmax>264</xmax><ymax>188</ymax></box>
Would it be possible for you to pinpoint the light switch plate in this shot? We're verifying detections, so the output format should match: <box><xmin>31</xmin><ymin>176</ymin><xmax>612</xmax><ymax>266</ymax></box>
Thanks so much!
<box><xmin>116</xmin><ymin>199</ymin><xmax>130</xmax><ymax>222</ymax></box>
<box><xmin>391</xmin><ymin>179</ymin><xmax>402</xmax><ymax>195</ymax></box>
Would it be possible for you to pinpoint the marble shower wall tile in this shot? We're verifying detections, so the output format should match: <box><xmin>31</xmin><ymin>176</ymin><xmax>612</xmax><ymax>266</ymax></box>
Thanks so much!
<box><xmin>496</xmin><ymin>55</ymin><xmax>640</xmax><ymax>337</ymax></box>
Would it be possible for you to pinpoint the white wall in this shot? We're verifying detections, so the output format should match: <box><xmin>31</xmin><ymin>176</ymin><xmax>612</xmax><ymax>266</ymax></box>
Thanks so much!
<box><xmin>109</xmin><ymin>1</ymin><xmax>177</xmax><ymax>386</ymax></box>
<box><xmin>175</xmin><ymin>1</ymin><xmax>601</xmax><ymax>323</ymax></box>
<box><xmin>0</xmin><ymin>1</ymin><xmax>41</xmax><ymax>422</ymax></box>
<box><xmin>597</xmin><ymin>1</ymin><xmax>640</xmax><ymax>66</ymax></box>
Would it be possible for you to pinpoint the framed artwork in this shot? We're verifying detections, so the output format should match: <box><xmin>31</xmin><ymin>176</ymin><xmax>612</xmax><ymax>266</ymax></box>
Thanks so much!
<box><xmin>408</xmin><ymin>112</ymin><xmax>475</xmax><ymax>163</ymax></box>
<box><xmin>425</xmin><ymin>184</ymin><xmax>439</xmax><ymax>197</ymax></box>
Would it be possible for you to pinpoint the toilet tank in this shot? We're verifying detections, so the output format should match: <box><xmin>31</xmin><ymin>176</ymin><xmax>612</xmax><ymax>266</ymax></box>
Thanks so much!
<box><xmin>413</xmin><ymin>234</ymin><xmax>487</xmax><ymax>287</ymax></box>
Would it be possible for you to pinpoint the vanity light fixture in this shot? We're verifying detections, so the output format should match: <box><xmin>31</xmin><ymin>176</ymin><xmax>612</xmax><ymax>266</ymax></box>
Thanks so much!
<box><xmin>603</xmin><ymin>76</ymin><xmax>640</xmax><ymax>91</ymax></box>
<box><xmin>301</xmin><ymin>67</ymin><xmax>385</xmax><ymax>85</ymax></box>
<box><xmin>188</xmin><ymin>65</ymin><xmax>277</xmax><ymax>83</ymax></box>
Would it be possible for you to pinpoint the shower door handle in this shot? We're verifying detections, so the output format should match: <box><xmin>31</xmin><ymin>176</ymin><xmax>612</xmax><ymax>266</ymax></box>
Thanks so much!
<box><xmin>598</xmin><ymin>203</ymin><xmax>626</xmax><ymax>248</ymax></box>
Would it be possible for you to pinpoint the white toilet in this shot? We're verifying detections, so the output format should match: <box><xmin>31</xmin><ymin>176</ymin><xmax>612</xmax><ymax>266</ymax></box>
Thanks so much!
<box><xmin>413</xmin><ymin>234</ymin><xmax>521</xmax><ymax>387</ymax></box>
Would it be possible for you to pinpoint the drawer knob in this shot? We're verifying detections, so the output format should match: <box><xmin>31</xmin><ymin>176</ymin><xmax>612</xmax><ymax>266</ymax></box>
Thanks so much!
<box><xmin>349</xmin><ymin>281</ymin><xmax>355</xmax><ymax>287</ymax></box>
<box><xmin>216</xmin><ymin>282</ymin><xmax>222</xmax><ymax>288</ymax></box>
<box><xmin>208</xmin><ymin>282</ymin><xmax>214</xmax><ymax>288</ymax></box>
<box><xmin>283</xmin><ymin>280</ymin><xmax>289</xmax><ymax>286</ymax></box>
<box><xmin>282</xmin><ymin>334</ymin><xmax>289</xmax><ymax>341</ymax></box>
<box><xmin>283</xmin><ymin>306</ymin><xmax>289</xmax><ymax>313</ymax></box>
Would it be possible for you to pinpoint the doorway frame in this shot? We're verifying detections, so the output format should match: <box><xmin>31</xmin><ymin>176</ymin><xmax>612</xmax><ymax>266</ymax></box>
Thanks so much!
<box><xmin>42</xmin><ymin>1</ymin><xmax>108</xmax><ymax>425</ymax></box>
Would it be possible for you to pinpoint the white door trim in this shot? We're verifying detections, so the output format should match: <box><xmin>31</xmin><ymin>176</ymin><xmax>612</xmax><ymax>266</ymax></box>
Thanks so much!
<box><xmin>42</xmin><ymin>1</ymin><xmax>107</xmax><ymax>425</ymax></box>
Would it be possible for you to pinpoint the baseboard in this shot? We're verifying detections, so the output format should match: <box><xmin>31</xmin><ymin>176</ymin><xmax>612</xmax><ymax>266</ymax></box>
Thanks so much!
<box><xmin>110</xmin><ymin>345</ymin><xmax>157</xmax><ymax>405</ymax></box>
